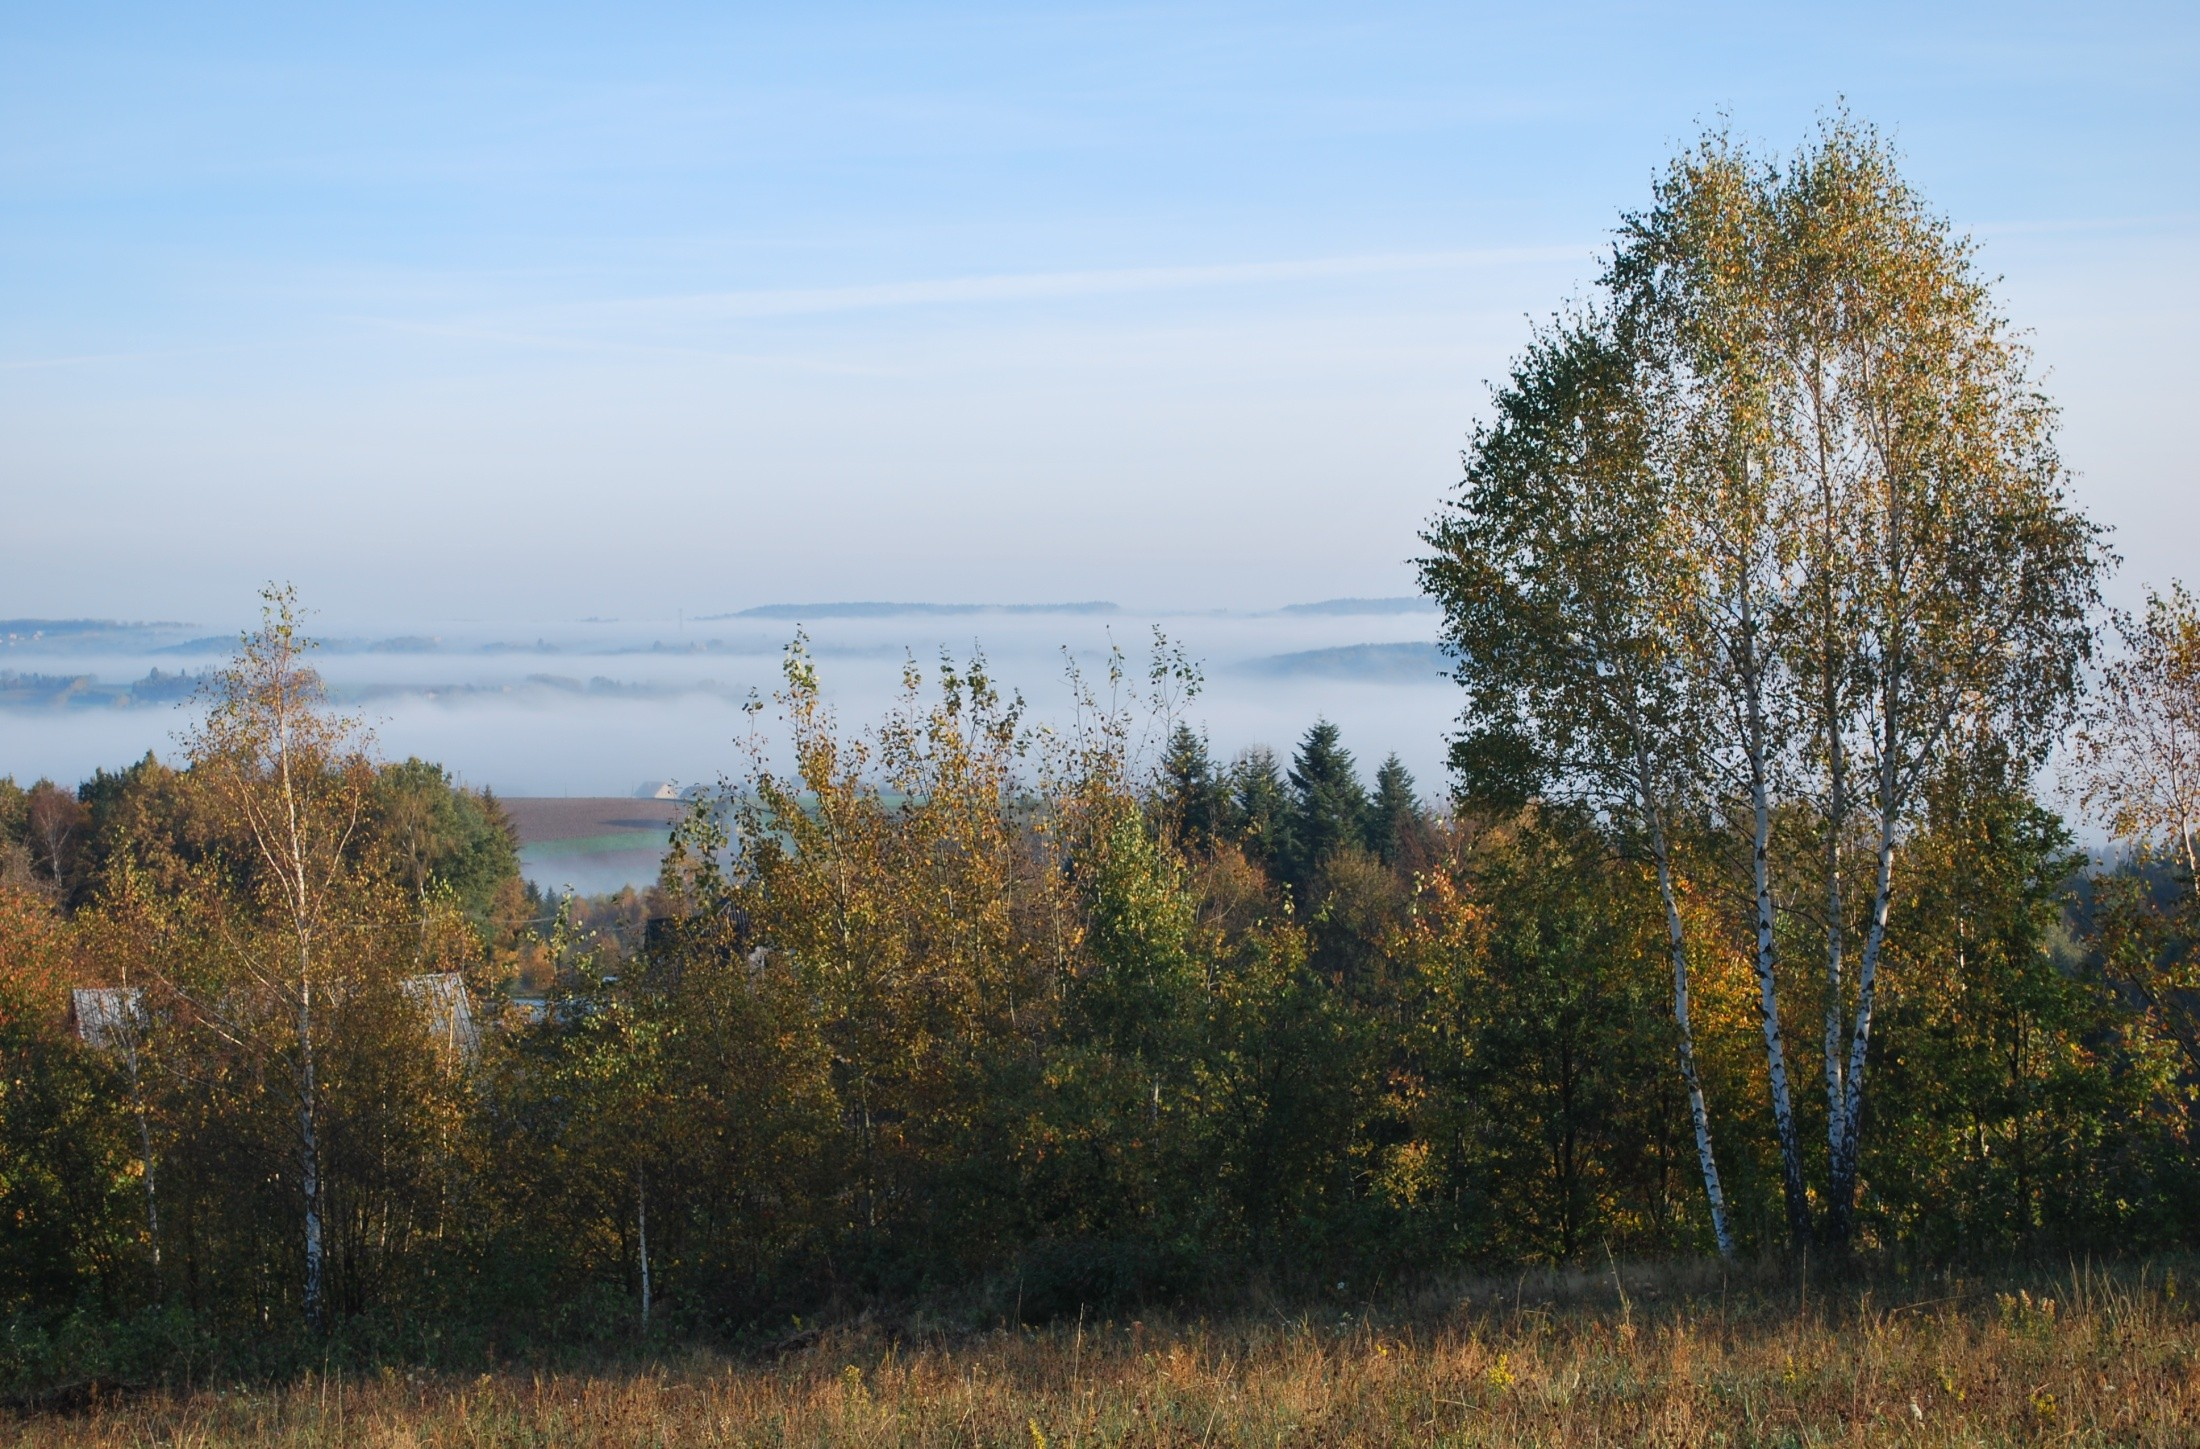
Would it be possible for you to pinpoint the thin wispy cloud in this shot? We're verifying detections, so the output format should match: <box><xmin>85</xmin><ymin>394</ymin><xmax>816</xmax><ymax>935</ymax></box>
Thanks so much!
<box><xmin>0</xmin><ymin>348</ymin><xmax>195</xmax><ymax>372</ymax></box>
<box><xmin>416</xmin><ymin>247</ymin><xmax>1593</xmax><ymax>336</ymax></box>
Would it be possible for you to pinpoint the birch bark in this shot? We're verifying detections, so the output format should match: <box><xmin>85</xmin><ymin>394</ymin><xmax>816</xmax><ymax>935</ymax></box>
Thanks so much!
<box><xmin>637</xmin><ymin>1170</ymin><xmax>652</xmax><ymax>1330</ymax></box>
<box><xmin>1645</xmin><ymin>799</ymin><xmax>1735</xmax><ymax>1258</ymax></box>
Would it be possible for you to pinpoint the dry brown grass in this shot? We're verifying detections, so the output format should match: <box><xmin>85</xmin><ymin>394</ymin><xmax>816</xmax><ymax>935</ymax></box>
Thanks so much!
<box><xmin>9</xmin><ymin>1262</ymin><xmax>2196</xmax><ymax>1447</ymax></box>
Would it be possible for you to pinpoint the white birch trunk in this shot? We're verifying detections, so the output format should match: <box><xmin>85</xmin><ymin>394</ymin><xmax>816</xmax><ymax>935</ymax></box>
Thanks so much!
<box><xmin>1823</xmin><ymin>781</ymin><xmax>1847</xmax><ymax>1164</ymax></box>
<box><xmin>1741</xmin><ymin>635</ymin><xmax>1812</xmax><ymax>1245</ymax></box>
<box><xmin>1651</xmin><ymin>824</ymin><xmax>1735</xmax><ymax>1259</ymax></box>
<box><xmin>1631</xmin><ymin>725</ymin><xmax>1736</xmax><ymax>1261</ymax></box>
<box><xmin>1820</xmin><ymin>581</ymin><xmax>1850</xmax><ymax>1173</ymax></box>
<box><xmin>637</xmin><ymin>1169</ymin><xmax>652</xmax><ymax>1330</ymax></box>
<box><xmin>298</xmin><ymin>962</ymin><xmax>325</xmax><ymax>1329</ymax></box>
<box><xmin>1826</xmin><ymin>462</ymin><xmax>1908</xmax><ymax>1251</ymax></box>
<box><xmin>1828</xmin><ymin>752</ymin><xmax>1899</xmax><ymax>1244</ymax></box>
<box><xmin>1806</xmin><ymin>356</ymin><xmax>1851</xmax><ymax>1181</ymax></box>
<box><xmin>126</xmin><ymin>1047</ymin><xmax>160</xmax><ymax>1276</ymax></box>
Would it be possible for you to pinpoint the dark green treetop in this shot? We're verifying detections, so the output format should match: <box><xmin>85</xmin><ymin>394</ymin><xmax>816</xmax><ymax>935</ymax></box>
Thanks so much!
<box><xmin>1159</xmin><ymin>724</ymin><xmax>1229</xmax><ymax>849</ymax></box>
<box><xmin>1285</xmin><ymin>721</ymin><xmax>1369</xmax><ymax>887</ymax></box>
<box><xmin>1228</xmin><ymin>747</ymin><xmax>1289</xmax><ymax>868</ymax></box>
<box><xmin>1366</xmin><ymin>754</ymin><xmax>1427</xmax><ymax>867</ymax></box>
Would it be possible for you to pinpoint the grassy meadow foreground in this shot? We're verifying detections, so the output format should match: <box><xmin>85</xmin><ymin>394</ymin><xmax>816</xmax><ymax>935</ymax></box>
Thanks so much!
<box><xmin>10</xmin><ymin>1264</ymin><xmax>2197</xmax><ymax>1447</ymax></box>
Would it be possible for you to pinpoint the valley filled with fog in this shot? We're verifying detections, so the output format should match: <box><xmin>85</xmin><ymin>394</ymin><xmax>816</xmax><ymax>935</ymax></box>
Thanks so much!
<box><xmin>0</xmin><ymin>600</ymin><xmax>1459</xmax><ymax>889</ymax></box>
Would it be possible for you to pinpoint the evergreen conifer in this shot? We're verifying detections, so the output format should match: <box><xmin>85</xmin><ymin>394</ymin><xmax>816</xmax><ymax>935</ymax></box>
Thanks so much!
<box><xmin>1159</xmin><ymin>725</ymin><xmax>1228</xmax><ymax>848</ymax></box>
<box><xmin>1284</xmin><ymin>721</ymin><xmax>1369</xmax><ymax>886</ymax></box>
<box><xmin>1228</xmin><ymin>747</ymin><xmax>1289</xmax><ymax>868</ymax></box>
<box><xmin>1366</xmin><ymin>754</ymin><xmax>1425</xmax><ymax>866</ymax></box>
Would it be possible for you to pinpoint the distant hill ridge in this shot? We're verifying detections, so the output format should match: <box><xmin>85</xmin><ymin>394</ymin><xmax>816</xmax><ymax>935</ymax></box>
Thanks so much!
<box><xmin>1</xmin><ymin>618</ymin><xmax>195</xmax><ymax>636</ymax></box>
<box><xmin>1277</xmin><ymin>597</ymin><xmax>1437</xmax><ymax>616</ymax></box>
<box><xmin>708</xmin><ymin>599</ymin><xmax>1437</xmax><ymax>620</ymax></box>
<box><xmin>1240</xmin><ymin>642</ymin><xmax>1449</xmax><ymax>681</ymax></box>
<box><xmin>712</xmin><ymin>601</ymin><xmax>1121</xmax><ymax>620</ymax></box>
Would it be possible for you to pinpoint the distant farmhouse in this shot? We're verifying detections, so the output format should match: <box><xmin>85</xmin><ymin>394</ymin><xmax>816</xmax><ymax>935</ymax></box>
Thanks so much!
<box><xmin>71</xmin><ymin>987</ymin><xmax>147</xmax><ymax>1051</ymax></box>
<box><xmin>73</xmin><ymin>976</ymin><xmax>480</xmax><ymax>1062</ymax></box>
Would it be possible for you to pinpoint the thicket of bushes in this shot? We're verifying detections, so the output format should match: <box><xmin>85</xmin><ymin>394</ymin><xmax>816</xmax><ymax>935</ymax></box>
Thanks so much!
<box><xmin>2</xmin><ymin>620</ymin><xmax>2193</xmax><ymax>1390</ymax></box>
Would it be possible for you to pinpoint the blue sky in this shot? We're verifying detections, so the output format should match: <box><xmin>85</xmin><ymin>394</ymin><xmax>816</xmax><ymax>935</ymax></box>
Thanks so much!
<box><xmin>3</xmin><ymin>1</ymin><xmax>2194</xmax><ymax>625</ymax></box>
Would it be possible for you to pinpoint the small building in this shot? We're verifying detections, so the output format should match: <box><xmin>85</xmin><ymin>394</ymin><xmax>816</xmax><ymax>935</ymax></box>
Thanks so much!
<box><xmin>71</xmin><ymin>987</ymin><xmax>147</xmax><ymax>1052</ymax></box>
<box><xmin>400</xmin><ymin>973</ymin><xmax>480</xmax><ymax>1060</ymax></box>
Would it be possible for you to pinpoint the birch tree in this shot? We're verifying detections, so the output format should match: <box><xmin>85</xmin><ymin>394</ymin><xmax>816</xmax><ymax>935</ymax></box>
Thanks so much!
<box><xmin>1420</xmin><ymin>316</ymin><xmax>1738</xmax><ymax>1259</ymax></box>
<box><xmin>1612</xmin><ymin>136</ymin><xmax>1818</xmax><ymax>1243</ymax></box>
<box><xmin>1757</xmin><ymin>123</ymin><xmax>2100</xmax><ymax>1250</ymax></box>
<box><xmin>550</xmin><ymin>915</ymin><xmax>676</xmax><ymax>1334</ymax></box>
<box><xmin>1620</xmin><ymin>121</ymin><xmax>2102</xmax><ymax>1250</ymax></box>
<box><xmin>184</xmin><ymin>585</ymin><xmax>373</xmax><ymax>1328</ymax></box>
<box><xmin>2075</xmin><ymin>584</ymin><xmax>2200</xmax><ymax>881</ymax></box>
<box><xmin>2071</xmin><ymin>583</ymin><xmax>2200</xmax><ymax>1081</ymax></box>
<box><xmin>1431</xmin><ymin>118</ymin><xmax>2103</xmax><ymax>1255</ymax></box>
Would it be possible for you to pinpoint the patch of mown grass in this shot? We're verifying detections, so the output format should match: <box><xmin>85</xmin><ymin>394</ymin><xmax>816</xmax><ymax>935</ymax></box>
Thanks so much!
<box><xmin>6</xmin><ymin>1259</ymin><xmax>2195</xmax><ymax>1446</ymax></box>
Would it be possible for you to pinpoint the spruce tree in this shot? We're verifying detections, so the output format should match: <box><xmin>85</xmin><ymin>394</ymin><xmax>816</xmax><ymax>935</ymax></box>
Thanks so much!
<box><xmin>1228</xmin><ymin>747</ymin><xmax>1289</xmax><ymax>868</ymax></box>
<box><xmin>1366</xmin><ymin>754</ymin><xmax>1426</xmax><ymax>866</ymax></box>
<box><xmin>1159</xmin><ymin>724</ymin><xmax>1228</xmax><ymax>848</ymax></box>
<box><xmin>1285</xmin><ymin>721</ymin><xmax>1369</xmax><ymax>886</ymax></box>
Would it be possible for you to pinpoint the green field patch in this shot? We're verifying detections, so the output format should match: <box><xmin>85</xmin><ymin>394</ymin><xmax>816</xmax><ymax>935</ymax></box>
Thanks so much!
<box><xmin>517</xmin><ymin>830</ymin><xmax>670</xmax><ymax>859</ymax></box>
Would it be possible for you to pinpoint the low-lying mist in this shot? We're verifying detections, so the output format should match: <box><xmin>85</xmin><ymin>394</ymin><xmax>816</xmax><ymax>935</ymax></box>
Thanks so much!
<box><xmin>0</xmin><ymin>600</ymin><xmax>1459</xmax><ymax>829</ymax></box>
